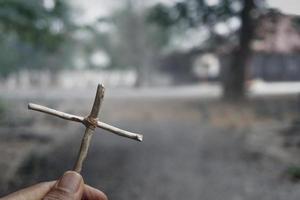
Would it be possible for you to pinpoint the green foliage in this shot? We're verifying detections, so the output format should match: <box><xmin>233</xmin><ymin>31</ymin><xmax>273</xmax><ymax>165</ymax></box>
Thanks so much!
<box><xmin>147</xmin><ymin>4</ymin><xmax>176</xmax><ymax>28</ymax></box>
<box><xmin>149</xmin><ymin>0</ymin><xmax>241</xmax><ymax>27</ymax></box>
<box><xmin>292</xmin><ymin>17</ymin><xmax>300</xmax><ymax>32</ymax></box>
<box><xmin>147</xmin><ymin>0</ymin><xmax>266</xmax><ymax>49</ymax></box>
<box><xmin>0</xmin><ymin>0</ymin><xmax>70</xmax><ymax>51</ymax></box>
<box><xmin>0</xmin><ymin>0</ymin><xmax>74</xmax><ymax>76</ymax></box>
<box><xmin>0</xmin><ymin>98</ymin><xmax>7</xmax><ymax>123</ymax></box>
<box><xmin>87</xmin><ymin>1</ymin><xmax>169</xmax><ymax>70</ymax></box>
<box><xmin>286</xmin><ymin>166</ymin><xmax>300</xmax><ymax>181</ymax></box>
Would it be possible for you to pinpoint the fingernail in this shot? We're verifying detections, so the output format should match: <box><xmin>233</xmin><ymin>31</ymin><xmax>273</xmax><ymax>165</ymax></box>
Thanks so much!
<box><xmin>57</xmin><ymin>171</ymin><xmax>82</xmax><ymax>192</ymax></box>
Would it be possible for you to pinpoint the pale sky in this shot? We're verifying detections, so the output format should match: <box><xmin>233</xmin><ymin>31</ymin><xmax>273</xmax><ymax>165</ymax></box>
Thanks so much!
<box><xmin>267</xmin><ymin>0</ymin><xmax>300</xmax><ymax>15</ymax></box>
<box><xmin>70</xmin><ymin>0</ymin><xmax>300</xmax><ymax>25</ymax></box>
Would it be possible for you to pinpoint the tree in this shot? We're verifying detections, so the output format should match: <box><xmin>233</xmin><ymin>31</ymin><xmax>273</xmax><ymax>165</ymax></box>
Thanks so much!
<box><xmin>148</xmin><ymin>0</ymin><xmax>266</xmax><ymax>100</ymax></box>
<box><xmin>223</xmin><ymin>0</ymin><xmax>255</xmax><ymax>100</ymax></box>
<box><xmin>0</xmin><ymin>0</ymin><xmax>74</xmax><ymax>77</ymax></box>
<box><xmin>87</xmin><ymin>0</ymin><xmax>169</xmax><ymax>87</ymax></box>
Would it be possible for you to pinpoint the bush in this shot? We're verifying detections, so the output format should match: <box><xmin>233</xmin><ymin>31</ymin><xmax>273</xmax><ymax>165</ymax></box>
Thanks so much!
<box><xmin>0</xmin><ymin>98</ymin><xmax>6</xmax><ymax>117</ymax></box>
<box><xmin>286</xmin><ymin>166</ymin><xmax>300</xmax><ymax>182</ymax></box>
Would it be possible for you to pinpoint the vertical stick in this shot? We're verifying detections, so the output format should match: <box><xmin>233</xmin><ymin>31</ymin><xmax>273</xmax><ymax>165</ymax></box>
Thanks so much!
<box><xmin>90</xmin><ymin>84</ymin><xmax>105</xmax><ymax>118</ymax></box>
<box><xmin>27</xmin><ymin>83</ymin><xmax>143</xmax><ymax>174</ymax></box>
<box><xmin>73</xmin><ymin>84</ymin><xmax>105</xmax><ymax>173</ymax></box>
<box><xmin>73</xmin><ymin>128</ymin><xmax>94</xmax><ymax>173</ymax></box>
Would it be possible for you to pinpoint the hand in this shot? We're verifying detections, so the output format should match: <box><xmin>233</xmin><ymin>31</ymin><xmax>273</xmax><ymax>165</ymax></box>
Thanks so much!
<box><xmin>2</xmin><ymin>171</ymin><xmax>108</xmax><ymax>200</ymax></box>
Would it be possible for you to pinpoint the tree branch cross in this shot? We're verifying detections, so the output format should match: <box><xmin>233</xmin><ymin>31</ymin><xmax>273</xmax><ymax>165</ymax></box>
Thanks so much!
<box><xmin>28</xmin><ymin>84</ymin><xmax>143</xmax><ymax>173</ymax></box>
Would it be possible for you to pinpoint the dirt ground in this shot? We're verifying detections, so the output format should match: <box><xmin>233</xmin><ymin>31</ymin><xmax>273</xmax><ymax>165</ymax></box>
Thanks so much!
<box><xmin>1</xmin><ymin>95</ymin><xmax>300</xmax><ymax>200</ymax></box>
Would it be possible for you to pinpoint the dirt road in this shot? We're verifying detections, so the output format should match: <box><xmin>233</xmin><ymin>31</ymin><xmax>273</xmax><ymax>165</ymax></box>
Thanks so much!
<box><xmin>3</xmin><ymin>98</ymin><xmax>300</xmax><ymax>200</ymax></box>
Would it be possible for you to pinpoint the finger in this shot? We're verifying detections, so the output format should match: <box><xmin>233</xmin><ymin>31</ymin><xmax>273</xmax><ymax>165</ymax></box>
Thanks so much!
<box><xmin>82</xmin><ymin>185</ymin><xmax>108</xmax><ymax>200</ymax></box>
<box><xmin>2</xmin><ymin>181</ymin><xmax>56</xmax><ymax>200</ymax></box>
<box><xmin>43</xmin><ymin>171</ymin><xmax>84</xmax><ymax>200</ymax></box>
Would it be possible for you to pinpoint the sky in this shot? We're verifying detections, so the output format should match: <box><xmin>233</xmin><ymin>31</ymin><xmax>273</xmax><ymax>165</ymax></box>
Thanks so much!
<box><xmin>70</xmin><ymin>0</ymin><xmax>300</xmax><ymax>25</ymax></box>
<box><xmin>267</xmin><ymin>0</ymin><xmax>300</xmax><ymax>15</ymax></box>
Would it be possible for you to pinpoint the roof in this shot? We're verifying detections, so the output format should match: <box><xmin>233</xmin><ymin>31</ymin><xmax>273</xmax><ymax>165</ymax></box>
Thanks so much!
<box><xmin>253</xmin><ymin>10</ymin><xmax>300</xmax><ymax>53</ymax></box>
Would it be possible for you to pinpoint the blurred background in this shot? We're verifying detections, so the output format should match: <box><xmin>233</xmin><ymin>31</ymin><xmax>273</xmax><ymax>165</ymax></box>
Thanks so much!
<box><xmin>1</xmin><ymin>0</ymin><xmax>300</xmax><ymax>199</ymax></box>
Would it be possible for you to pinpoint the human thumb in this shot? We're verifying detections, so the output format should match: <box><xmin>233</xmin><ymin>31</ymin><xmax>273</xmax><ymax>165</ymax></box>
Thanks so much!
<box><xmin>43</xmin><ymin>171</ymin><xmax>84</xmax><ymax>200</ymax></box>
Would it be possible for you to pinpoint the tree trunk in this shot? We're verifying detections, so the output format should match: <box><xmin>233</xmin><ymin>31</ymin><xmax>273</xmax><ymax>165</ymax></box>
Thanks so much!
<box><xmin>223</xmin><ymin>0</ymin><xmax>255</xmax><ymax>100</ymax></box>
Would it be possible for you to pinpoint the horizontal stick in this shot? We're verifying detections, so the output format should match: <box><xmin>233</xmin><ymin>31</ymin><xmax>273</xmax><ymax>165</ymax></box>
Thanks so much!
<box><xmin>97</xmin><ymin>121</ymin><xmax>143</xmax><ymax>142</ymax></box>
<box><xmin>28</xmin><ymin>103</ymin><xmax>143</xmax><ymax>142</ymax></box>
<box><xmin>28</xmin><ymin>103</ymin><xmax>84</xmax><ymax>123</ymax></box>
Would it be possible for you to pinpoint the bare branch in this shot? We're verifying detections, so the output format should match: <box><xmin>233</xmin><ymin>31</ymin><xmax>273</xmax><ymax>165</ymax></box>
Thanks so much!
<box><xmin>28</xmin><ymin>84</ymin><xmax>143</xmax><ymax>173</ymax></box>
<box><xmin>28</xmin><ymin>103</ymin><xmax>84</xmax><ymax>123</ymax></box>
<box><xmin>98</xmin><ymin>121</ymin><xmax>143</xmax><ymax>142</ymax></box>
<box><xmin>28</xmin><ymin>103</ymin><xmax>143</xmax><ymax>142</ymax></box>
<box><xmin>89</xmin><ymin>84</ymin><xmax>105</xmax><ymax>118</ymax></box>
<box><xmin>73</xmin><ymin>128</ymin><xmax>94</xmax><ymax>173</ymax></box>
<box><xmin>73</xmin><ymin>84</ymin><xmax>106</xmax><ymax>173</ymax></box>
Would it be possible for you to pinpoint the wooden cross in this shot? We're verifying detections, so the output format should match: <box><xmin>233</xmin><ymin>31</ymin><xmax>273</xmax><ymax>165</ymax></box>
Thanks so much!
<box><xmin>28</xmin><ymin>84</ymin><xmax>143</xmax><ymax>173</ymax></box>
